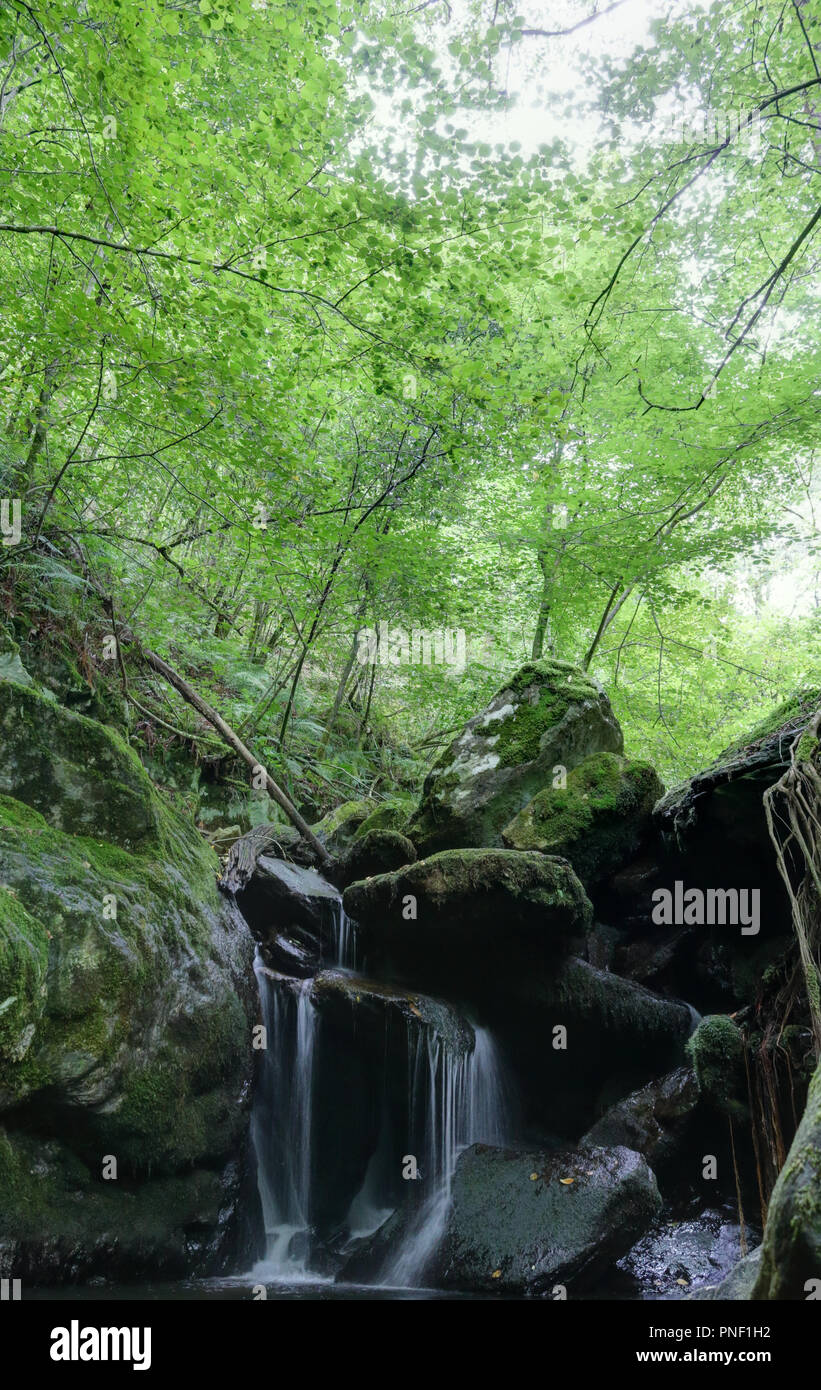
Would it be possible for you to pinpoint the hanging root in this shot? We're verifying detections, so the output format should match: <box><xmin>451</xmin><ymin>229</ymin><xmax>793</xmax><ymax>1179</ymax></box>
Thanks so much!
<box><xmin>728</xmin><ymin>1114</ymin><xmax>748</xmax><ymax>1257</ymax></box>
<box><xmin>763</xmin><ymin>707</ymin><xmax>821</xmax><ymax>1060</ymax></box>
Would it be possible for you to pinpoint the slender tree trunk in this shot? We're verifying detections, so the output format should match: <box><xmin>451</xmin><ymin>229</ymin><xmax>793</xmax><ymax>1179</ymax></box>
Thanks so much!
<box><xmin>142</xmin><ymin>645</ymin><xmax>331</xmax><ymax>866</ymax></box>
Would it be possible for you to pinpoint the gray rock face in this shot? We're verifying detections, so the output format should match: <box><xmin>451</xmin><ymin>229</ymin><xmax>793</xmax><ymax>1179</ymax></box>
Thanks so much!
<box><xmin>440</xmin><ymin>1142</ymin><xmax>661</xmax><ymax>1293</ymax></box>
<box><xmin>406</xmin><ymin>660</ymin><xmax>623</xmax><ymax>855</ymax></box>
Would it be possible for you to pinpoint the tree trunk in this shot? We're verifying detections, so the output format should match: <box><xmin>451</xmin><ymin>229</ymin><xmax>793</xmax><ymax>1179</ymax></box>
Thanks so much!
<box><xmin>142</xmin><ymin>646</ymin><xmax>331</xmax><ymax>867</ymax></box>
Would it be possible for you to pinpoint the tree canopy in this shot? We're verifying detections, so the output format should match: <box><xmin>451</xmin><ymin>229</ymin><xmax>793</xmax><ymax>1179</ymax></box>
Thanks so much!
<box><xmin>2</xmin><ymin>0</ymin><xmax>820</xmax><ymax>810</ymax></box>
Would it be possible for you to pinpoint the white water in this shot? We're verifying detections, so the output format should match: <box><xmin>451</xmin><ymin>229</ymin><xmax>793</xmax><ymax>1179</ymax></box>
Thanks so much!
<box><xmin>379</xmin><ymin>1024</ymin><xmax>509</xmax><ymax>1287</ymax></box>
<box><xmin>249</xmin><ymin>889</ymin><xmax>511</xmax><ymax>1288</ymax></box>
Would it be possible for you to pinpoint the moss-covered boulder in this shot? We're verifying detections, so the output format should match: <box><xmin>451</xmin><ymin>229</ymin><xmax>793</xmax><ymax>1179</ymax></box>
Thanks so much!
<box><xmin>406</xmin><ymin>660</ymin><xmax>623</xmax><ymax>855</ymax></box>
<box><xmin>501</xmin><ymin>752</ymin><xmax>663</xmax><ymax>889</ymax></box>
<box><xmin>0</xmin><ymin>680</ymin><xmax>163</xmax><ymax>849</ymax></box>
<box><xmin>440</xmin><ymin>1142</ymin><xmax>661</xmax><ymax>1293</ymax></box>
<box><xmin>687</xmin><ymin>1014</ymin><xmax>747</xmax><ymax>1117</ymax></box>
<box><xmin>343</xmin><ymin>847</ymin><xmax>592</xmax><ymax>945</ymax></box>
<box><xmin>354</xmin><ymin>799</ymin><xmax>415</xmax><ymax>840</ymax></box>
<box><xmin>752</xmin><ymin>1056</ymin><xmax>821</xmax><ymax>1299</ymax></box>
<box><xmin>336</xmin><ymin>828</ymin><xmax>417</xmax><ymax>889</ymax></box>
<box><xmin>0</xmin><ymin>680</ymin><xmax>257</xmax><ymax>1279</ymax></box>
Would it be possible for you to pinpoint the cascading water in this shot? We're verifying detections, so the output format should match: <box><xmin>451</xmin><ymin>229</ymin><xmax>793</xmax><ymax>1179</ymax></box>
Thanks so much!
<box><xmin>249</xmin><ymin>891</ymin><xmax>355</xmax><ymax>1280</ymax></box>
<box><xmin>378</xmin><ymin>1023</ymin><xmax>509</xmax><ymax>1287</ymax></box>
<box><xmin>250</xmin><ymin>959</ymin><xmax>318</xmax><ymax>1278</ymax></box>
<box><xmin>248</xmin><ymin>879</ymin><xmax>512</xmax><ymax>1288</ymax></box>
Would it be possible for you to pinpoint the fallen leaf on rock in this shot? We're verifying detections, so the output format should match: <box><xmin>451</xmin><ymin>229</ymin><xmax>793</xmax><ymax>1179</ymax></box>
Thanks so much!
<box><xmin>491</xmin><ymin>1269</ymin><xmax>501</xmax><ymax>1279</ymax></box>
<box><xmin>559</xmin><ymin>1177</ymin><xmax>575</xmax><ymax>1185</ymax></box>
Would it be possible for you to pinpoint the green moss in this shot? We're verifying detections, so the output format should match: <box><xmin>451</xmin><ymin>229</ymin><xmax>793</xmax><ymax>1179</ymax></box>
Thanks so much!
<box><xmin>0</xmin><ymin>885</ymin><xmax>49</xmax><ymax>1062</ymax></box>
<box><xmin>687</xmin><ymin>1014</ymin><xmax>748</xmax><ymax>1117</ymax></box>
<box><xmin>796</xmin><ymin>731</ymin><xmax>819</xmax><ymax>764</ymax></box>
<box><xmin>0</xmin><ymin>793</ymin><xmax>48</xmax><ymax>831</ymax></box>
<box><xmin>312</xmin><ymin>798</ymin><xmax>375</xmax><ymax>852</ymax></box>
<box><xmin>478</xmin><ymin>661</ymin><xmax>601</xmax><ymax>770</ymax></box>
<box><xmin>501</xmin><ymin>753</ymin><xmax>663</xmax><ymax>887</ymax></box>
<box><xmin>354</xmin><ymin>799</ymin><xmax>413</xmax><ymax>839</ymax></box>
<box><xmin>725</xmin><ymin>687</ymin><xmax>821</xmax><ymax>752</ymax></box>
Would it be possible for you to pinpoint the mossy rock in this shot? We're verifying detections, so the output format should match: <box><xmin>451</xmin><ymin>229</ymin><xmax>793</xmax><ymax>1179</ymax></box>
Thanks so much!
<box><xmin>0</xmin><ymin>679</ymin><xmax>163</xmax><ymax>849</ymax></box>
<box><xmin>501</xmin><ymin>752</ymin><xmax>663</xmax><ymax>889</ymax></box>
<box><xmin>337</xmin><ymin>828</ymin><xmax>417</xmax><ymax>888</ymax></box>
<box><xmin>406</xmin><ymin>659</ymin><xmax>623</xmax><ymax>855</ymax></box>
<box><xmin>311</xmin><ymin>798</ymin><xmax>376</xmax><ymax>854</ymax></box>
<box><xmin>687</xmin><ymin>1014</ymin><xmax>747</xmax><ymax>1117</ymax></box>
<box><xmin>0</xmin><ymin>1126</ymin><xmax>245</xmax><ymax>1283</ymax></box>
<box><xmin>752</xmin><ymin>1057</ymin><xmax>821</xmax><ymax>1299</ymax></box>
<box><xmin>0</xmin><ymin>678</ymin><xmax>256</xmax><ymax>1183</ymax></box>
<box><xmin>354</xmin><ymin>799</ymin><xmax>414</xmax><ymax>839</ymax></box>
<box><xmin>343</xmin><ymin>846</ymin><xmax>592</xmax><ymax>941</ymax></box>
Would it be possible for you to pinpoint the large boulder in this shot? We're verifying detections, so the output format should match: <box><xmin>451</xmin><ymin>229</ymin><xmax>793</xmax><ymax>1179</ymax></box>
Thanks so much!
<box><xmin>342</xmin><ymin>848</ymin><xmax>592</xmax><ymax>992</ymax></box>
<box><xmin>502</xmin><ymin>751</ymin><xmax>663</xmax><ymax>890</ymax></box>
<box><xmin>752</xmin><ymin>1056</ymin><xmax>821</xmax><ymax>1299</ymax></box>
<box><xmin>0</xmin><ymin>678</ymin><xmax>257</xmax><ymax>1280</ymax></box>
<box><xmin>406</xmin><ymin>660</ymin><xmax>623</xmax><ymax>855</ymax></box>
<box><xmin>440</xmin><ymin>1142</ymin><xmax>661</xmax><ymax>1293</ymax></box>
<box><xmin>234</xmin><ymin>855</ymin><xmax>342</xmax><ymax>974</ymax></box>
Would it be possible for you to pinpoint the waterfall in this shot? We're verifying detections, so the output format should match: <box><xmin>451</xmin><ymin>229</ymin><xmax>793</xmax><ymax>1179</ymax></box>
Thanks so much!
<box><xmin>378</xmin><ymin>1023</ymin><xmax>509</xmax><ymax>1288</ymax></box>
<box><xmin>250</xmin><ymin>956</ymin><xmax>320</xmax><ymax>1279</ymax></box>
<box><xmin>326</xmin><ymin>897</ymin><xmax>355</xmax><ymax>970</ymax></box>
<box><xmin>248</xmin><ymin>888</ymin><xmax>511</xmax><ymax>1288</ymax></box>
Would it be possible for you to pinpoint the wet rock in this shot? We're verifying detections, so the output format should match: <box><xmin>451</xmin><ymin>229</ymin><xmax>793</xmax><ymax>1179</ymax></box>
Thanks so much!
<box><xmin>406</xmin><ymin>660</ymin><xmax>623</xmax><ymax>855</ymax></box>
<box><xmin>618</xmin><ymin>1206</ymin><xmax>754</xmax><ymax>1299</ymax></box>
<box><xmin>502</xmin><ymin>752</ymin><xmax>663</xmax><ymax>890</ymax></box>
<box><xmin>235</xmin><ymin>855</ymin><xmax>341</xmax><ymax>972</ymax></box>
<box><xmin>304</xmin><ymin>970</ymin><xmax>475</xmax><ymax>1238</ymax></box>
<box><xmin>309</xmin><ymin>969</ymin><xmax>474</xmax><ymax>1057</ymax></box>
<box><xmin>582</xmin><ymin>1067</ymin><xmax>700</xmax><ymax>1168</ymax></box>
<box><xmin>440</xmin><ymin>1142</ymin><xmax>661</xmax><ymax>1293</ymax></box>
